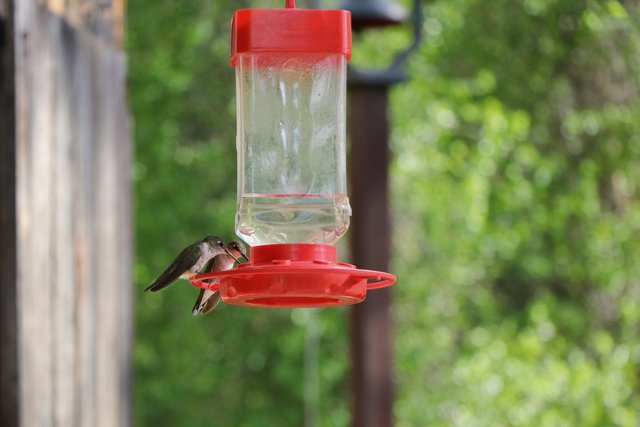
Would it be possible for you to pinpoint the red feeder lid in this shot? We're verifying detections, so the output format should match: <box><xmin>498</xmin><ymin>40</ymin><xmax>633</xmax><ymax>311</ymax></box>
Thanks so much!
<box><xmin>190</xmin><ymin>244</ymin><xmax>396</xmax><ymax>308</ymax></box>
<box><xmin>230</xmin><ymin>1</ymin><xmax>352</xmax><ymax>66</ymax></box>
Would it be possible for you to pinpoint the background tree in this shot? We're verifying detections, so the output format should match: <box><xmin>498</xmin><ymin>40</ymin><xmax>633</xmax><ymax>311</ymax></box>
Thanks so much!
<box><xmin>129</xmin><ymin>0</ymin><xmax>640</xmax><ymax>426</ymax></box>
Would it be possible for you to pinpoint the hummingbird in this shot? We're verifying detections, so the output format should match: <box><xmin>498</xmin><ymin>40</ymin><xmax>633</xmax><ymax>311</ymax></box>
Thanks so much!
<box><xmin>145</xmin><ymin>235</ymin><xmax>230</xmax><ymax>292</ymax></box>
<box><xmin>192</xmin><ymin>240</ymin><xmax>248</xmax><ymax>315</ymax></box>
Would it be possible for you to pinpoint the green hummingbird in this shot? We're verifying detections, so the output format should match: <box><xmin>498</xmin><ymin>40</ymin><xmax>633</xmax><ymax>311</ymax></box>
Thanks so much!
<box><xmin>145</xmin><ymin>235</ymin><xmax>230</xmax><ymax>292</ymax></box>
<box><xmin>192</xmin><ymin>240</ymin><xmax>248</xmax><ymax>315</ymax></box>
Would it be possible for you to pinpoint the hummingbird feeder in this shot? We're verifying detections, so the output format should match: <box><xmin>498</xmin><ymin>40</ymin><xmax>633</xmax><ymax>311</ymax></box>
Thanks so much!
<box><xmin>190</xmin><ymin>0</ymin><xmax>396</xmax><ymax>307</ymax></box>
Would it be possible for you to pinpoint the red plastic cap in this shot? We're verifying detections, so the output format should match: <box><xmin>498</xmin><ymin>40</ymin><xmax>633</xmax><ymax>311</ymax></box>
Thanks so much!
<box><xmin>230</xmin><ymin>7</ymin><xmax>352</xmax><ymax>66</ymax></box>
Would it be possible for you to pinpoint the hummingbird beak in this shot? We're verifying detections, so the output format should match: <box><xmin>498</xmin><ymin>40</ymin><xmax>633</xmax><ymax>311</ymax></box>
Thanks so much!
<box><xmin>239</xmin><ymin>248</ymin><xmax>249</xmax><ymax>262</ymax></box>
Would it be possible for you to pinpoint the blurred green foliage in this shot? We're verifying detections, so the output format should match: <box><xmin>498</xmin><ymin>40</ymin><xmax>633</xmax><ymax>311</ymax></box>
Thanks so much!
<box><xmin>129</xmin><ymin>0</ymin><xmax>640</xmax><ymax>426</ymax></box>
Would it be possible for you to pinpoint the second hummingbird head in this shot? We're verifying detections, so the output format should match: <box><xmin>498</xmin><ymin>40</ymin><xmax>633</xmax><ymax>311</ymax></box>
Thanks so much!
<box><xmin>226</xmin><ymin>240</ymin><xmax>248</xmax><ymax>262</ymax></box>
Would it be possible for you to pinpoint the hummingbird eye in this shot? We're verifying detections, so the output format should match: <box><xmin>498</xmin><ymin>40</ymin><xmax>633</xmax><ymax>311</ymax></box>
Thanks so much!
<box><xmin>218</xmin><ymin>241</ymin><xmax>224</xmax><ymax>247</ymax></box>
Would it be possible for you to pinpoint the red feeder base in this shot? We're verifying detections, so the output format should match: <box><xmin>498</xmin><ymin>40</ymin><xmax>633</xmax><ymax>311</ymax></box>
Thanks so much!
<box><xmin>189</xmin><ymin>244</ymin><xmax>396</xmax><ymax>308</ymax></box>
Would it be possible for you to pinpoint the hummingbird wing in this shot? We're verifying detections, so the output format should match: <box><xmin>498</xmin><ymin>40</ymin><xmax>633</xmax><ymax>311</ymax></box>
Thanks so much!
<box><xmin>145</xmin><ymin>245</ymin><xmax>202</xmax><ymax>292</ymax></box>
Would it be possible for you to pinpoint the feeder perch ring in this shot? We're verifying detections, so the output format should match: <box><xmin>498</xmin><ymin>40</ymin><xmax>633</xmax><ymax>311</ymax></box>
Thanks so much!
<box><xmin>189</xmin><ymin>244</ymin><xmax>396</xmax><ymax>308</ymax></box>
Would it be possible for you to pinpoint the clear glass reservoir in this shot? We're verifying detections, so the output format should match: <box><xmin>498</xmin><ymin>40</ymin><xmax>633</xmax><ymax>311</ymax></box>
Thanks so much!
<box><xmin>235</xmin><ymin>53</ymin><xmax>351</xmax><ymax>246</ymax></box>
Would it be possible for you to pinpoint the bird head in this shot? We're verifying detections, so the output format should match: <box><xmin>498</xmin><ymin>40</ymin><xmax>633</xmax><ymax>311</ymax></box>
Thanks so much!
<box><xmin>202</xmin><ymin>235</ymin><xmax>225</xmax><ymax>252</ymax></box>
<box><xmin>226</xmin><ymin>240</ymin><xmax>248</xmax><ymax>263</ymax></box>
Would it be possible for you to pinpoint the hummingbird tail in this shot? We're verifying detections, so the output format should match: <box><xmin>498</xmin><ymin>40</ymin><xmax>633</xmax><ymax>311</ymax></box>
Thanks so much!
<box><xmin>200</xmin><ymin>292</ymin><xmax>221</xmax><ymax>314</ymax></box>
<box><xmin>192</xmin><ymin>288</ymin><xmax>207</xmax><ymax>315</ymax></box>
<box><xmin>192</xmin><ymin>289</ymin><xmax>221</xmax><ymax>315</ymax></box>
<box><xmin>144</xmin><ymin>276</ymin><xmax>183</xmax><ymax>292</ymax></box>
<box><xmin>145</xmin><ymin>267</ymin><xmax>188</xmax><ymax>291</ymax></box>
<box><xmin>145</xmin><ymin>281</ymin><xmax>169</xmax><ymax>292</ymax></box>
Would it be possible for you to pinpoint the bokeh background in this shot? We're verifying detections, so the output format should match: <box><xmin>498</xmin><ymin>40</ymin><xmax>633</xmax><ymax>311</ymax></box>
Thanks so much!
<box><xmin>129</xmin><ymin>0</ymin><xmax>640</xmax><ymax>426</ymax></box>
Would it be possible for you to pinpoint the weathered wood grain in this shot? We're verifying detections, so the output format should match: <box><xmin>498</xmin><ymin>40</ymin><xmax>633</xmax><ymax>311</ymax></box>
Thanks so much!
<box><xmin>0</xmin><ymin>7</ymin><xmax>19</xmax><ymax>427</ymax></box>
<box><xmin>44</xmin><ymin>0</ymin><xmax>126</xmax><ymax>46</ymax></box>
<box><xmin>1</xmin><ymin>1</ymin><xmax>132</xmax><ymax>426</ymax></box>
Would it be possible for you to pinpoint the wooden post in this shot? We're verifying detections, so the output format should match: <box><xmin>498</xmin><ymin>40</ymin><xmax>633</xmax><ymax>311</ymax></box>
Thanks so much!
<box><xmin>0</xmin><ymin>1</ymin><xmax>132</xmax><ymax>426</ymax></box>
<box><xmin>1</xmin><ymin>3</ymin><xmax>19</xmax><ymax>425</ymax></box>
<box><xmin>349</xmin><ymin>85</ymin><xmax>394</xmax><ymax>427</ymax></box>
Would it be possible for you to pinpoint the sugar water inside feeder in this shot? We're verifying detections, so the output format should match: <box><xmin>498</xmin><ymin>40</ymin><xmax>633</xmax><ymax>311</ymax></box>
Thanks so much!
<box><xmin>237</xmin><ymin>193</ymin><xmax>351</xmax><ymax>246</ymax></box>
